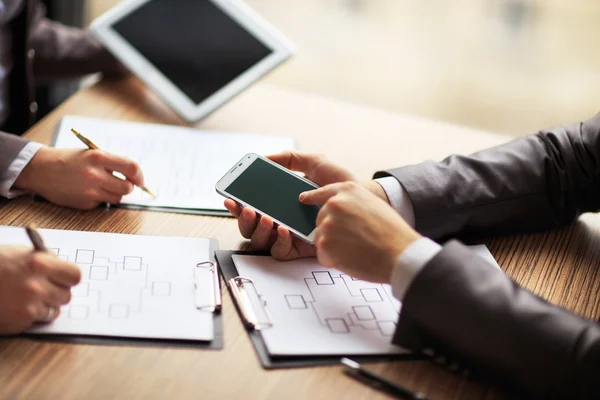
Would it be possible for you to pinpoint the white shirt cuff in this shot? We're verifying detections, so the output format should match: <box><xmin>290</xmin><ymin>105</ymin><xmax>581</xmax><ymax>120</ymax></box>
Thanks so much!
<box><xmin>374</xmin><ymin>176</ymin><xmax>415</xmax><ymax>227</ymax></box>
<box><xmin>390</xmin><ymin>237</ymin><xmax>442</xmax><ymax>301</ymax></box>
<box><xmin>0</xmin><ymin>142</ymin><xmax>44</xmax><ymax>199</ymax></box>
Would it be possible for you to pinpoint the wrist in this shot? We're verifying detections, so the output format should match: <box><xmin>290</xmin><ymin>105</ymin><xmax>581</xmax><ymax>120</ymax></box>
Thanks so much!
<box><xmin>13</xmin><ymin>147</ymin><xmax>54</xmax><ymax>193</ymax></box>
<box><xmin>363</xmin><ymin>180</ymin><xmax>391</xmax><ymax>204</ymax></box>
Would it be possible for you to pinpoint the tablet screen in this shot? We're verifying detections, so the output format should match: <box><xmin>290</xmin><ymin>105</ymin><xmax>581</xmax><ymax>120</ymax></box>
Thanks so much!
<box><xmin>112</xmin><ymin>0</ymin><xmax>273</xmax><ymax>105</ymax></box>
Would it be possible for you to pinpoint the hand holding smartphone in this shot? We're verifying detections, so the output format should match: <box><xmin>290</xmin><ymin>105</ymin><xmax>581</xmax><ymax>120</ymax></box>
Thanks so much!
<box><xmin>215</xmin><ymin>153</ymin><xmax>319</xmax><ymax>243</ymax></box>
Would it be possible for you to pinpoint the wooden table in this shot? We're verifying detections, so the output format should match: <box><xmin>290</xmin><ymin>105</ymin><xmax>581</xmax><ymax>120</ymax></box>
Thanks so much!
<box><xmin>1</xmin><ymin>76</ymin><xmax>599</xmax><ymax>400</ymax></box>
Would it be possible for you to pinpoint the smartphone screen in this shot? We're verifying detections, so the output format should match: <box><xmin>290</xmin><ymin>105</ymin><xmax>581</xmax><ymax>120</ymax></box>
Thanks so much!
<box><xmin>225</xmin><ymin>158</ymin><xmax>319</xmax><ymax>237</ymax></box>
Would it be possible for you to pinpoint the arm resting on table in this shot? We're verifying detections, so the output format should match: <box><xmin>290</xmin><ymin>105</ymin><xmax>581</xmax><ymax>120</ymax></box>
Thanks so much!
<box><xmin>392</xmin><ymin>241</ymin><xmax>600</xmax><ymax>398</ymax></box>
<box><xmin>375</xmin><ymin>112</ymin><xmax>600</xmax><ymax>239</ymax></box>
<box><xmin>0</xmin><ymin>132</ymin><xmax>42</xmax><ymax>198</ymax></box>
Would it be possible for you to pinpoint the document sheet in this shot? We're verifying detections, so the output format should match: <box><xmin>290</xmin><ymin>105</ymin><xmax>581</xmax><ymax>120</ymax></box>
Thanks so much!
<box><xmin>53</xmin><ymin>116</ymin><xmax>296</xmax><ymax>212</ymax></box>
<box><xmin>0</xmin><ymin>226</ymin><xmax>215</xmax><ymax>341</ymax></box>
<box><xmin>232</xmin><ymin>245</ymin><xmax>500</xmax><ymax>356</ymax></box>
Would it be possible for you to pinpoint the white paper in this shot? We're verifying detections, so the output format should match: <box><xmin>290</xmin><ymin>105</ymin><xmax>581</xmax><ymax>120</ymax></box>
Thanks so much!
<box><xmin>232</xmin><ymin>255</ymin><xmax>405</xmax><ymax>356</ymax></box>
<box><xmin>53</xmin><ymin>116</ymin><xmax>296</xmax><ymax>211</ymax></box>
<box><xmin>231</xmin><ymin>245</ymin><xmax>501</xmax><ymax>356</ymax></box>
<box><xmin>0</xmin><ymin>226</ymin><xmax>215</xmax><ymax>341</ymax></box>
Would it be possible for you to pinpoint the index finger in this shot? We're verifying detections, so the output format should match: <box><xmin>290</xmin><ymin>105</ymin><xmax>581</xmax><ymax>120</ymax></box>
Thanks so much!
<box><xmin>299</xmin><ymin>183</ymin><xmax>343</xmax><ymax>206</ymax></box>
<box><xmin>268</xmin><ymin>152</ymin><xmax>324</xmax><ymax>174</ymax></box>
<box><xmin>36</xmin><ymin>254</ymin><xmax>81</xmax><ymax>287</ymax></box>
<box><xmin>101</xmin><ymin>153</ymin><xmax>145</xmax><ymax>187</ymax></box>
<box><xmin>224</xmin><ymin>199</ymin><xmax>243</xmax><ymax>218</ymax></box>
<box><xmin>49</xmin><ymin>262</ymin><xmax>81</xmax><ymax>288</ymax></box>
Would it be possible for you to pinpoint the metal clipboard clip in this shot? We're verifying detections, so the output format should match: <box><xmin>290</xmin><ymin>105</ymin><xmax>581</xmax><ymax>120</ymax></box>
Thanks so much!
<box><xmin>195</xmin><ymin>261</ymin><xmax>222</xmax><ymax>313</ymax></box>
<box><xmin>228</xmin><ymin>276</ymin><xmax>274</xmax><ymax>331</ymax></box>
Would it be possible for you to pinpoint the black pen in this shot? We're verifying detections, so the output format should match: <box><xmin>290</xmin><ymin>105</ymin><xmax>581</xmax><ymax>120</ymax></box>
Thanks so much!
<box><xmin>341</xmin><ymin>358</ymin><xmax>428</xmax><ymax>400</ymax></box>
<box><xmin>26</xmin><ymin>225</ymin><xmax>47</xmax><ymax>252</ymax></box>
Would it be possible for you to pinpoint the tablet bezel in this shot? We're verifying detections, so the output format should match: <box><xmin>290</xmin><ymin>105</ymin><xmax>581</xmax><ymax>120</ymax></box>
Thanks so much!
<box><xmin>91</xmin><ymin>0</ymin><xmax>296</xmax><ymax>122</ymax></box>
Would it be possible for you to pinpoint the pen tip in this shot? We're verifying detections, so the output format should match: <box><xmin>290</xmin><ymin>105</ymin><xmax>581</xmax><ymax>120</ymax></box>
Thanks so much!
<box><xmin>143</xmin><ymin>187</ymin><xmax>157</xmax><ymax>198</ymax></box>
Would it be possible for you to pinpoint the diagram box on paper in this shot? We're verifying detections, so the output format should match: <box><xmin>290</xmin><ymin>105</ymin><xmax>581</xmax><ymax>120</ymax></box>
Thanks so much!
<box><xmin>90</xmin><ymin>265</ymin><xmax>109</xmax><ymax>280</ymax></box>
<box><xmin>76</xmin><ymin>249</ymin><xmax>95</xmax><ymax>264</ymax></box>
<box><xmin>124</xmin><ymin>256</ymin><xmax>142</xmax><ymax>271</ymax></box>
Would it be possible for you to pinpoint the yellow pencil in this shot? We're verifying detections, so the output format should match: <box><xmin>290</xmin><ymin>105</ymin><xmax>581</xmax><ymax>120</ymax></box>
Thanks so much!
<box><xmin>71</xmin><ymin>128</ymin><xmax>157</xmax><ymax>198</ymax></box>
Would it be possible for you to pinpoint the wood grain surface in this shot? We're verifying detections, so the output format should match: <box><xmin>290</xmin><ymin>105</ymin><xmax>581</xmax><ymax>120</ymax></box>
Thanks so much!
<box><xmin>0</xmin><ymin>76</ymin><xmax>598</xmax><ymax>400</ymax></box>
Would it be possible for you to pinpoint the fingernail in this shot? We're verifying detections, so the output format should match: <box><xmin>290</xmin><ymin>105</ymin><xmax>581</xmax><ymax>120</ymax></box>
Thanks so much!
<box><xmin>299</xmin><ymin>192</ymin><xmax>306</xmax><ymax>201</ymax></box>
<box><xmin>243</xmin><ymin>210</ymin><xmax>252</xmax><ymax>221</ymax></box>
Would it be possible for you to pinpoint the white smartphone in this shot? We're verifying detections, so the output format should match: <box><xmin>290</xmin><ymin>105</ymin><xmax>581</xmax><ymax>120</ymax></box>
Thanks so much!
<box><xmin>215</xmin><ymin>153</ymin><xmax>319</xmax><ymax>244</ymax></box>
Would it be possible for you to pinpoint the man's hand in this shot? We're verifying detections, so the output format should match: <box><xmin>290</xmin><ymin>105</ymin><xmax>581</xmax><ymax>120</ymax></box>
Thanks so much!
<box><xmin>300</xmin><ymin>181</ymin><xmax>421</xmax><ymax>283</ymax></box>
<box><xmin>223</xmin><ymin>204</ymin><xmax>317</xmax><ymax>260</ymax></box>
<box><xmin>225</xmin><ymin>152</ymin><xmax>390</xmax><ymax>259</ymax></box>
<box><xmin>14</xmin><ymin>148</ymin><xmax>145</xmax><ymax>210</ymax></box>
<box><xmin>0</xmin><ymin>246</ymin><xmax>81</xmax><ymax>334</ymax></box>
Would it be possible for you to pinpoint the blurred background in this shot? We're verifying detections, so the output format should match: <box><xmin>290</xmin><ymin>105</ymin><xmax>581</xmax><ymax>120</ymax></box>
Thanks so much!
<box><xmin>44</xmin><ymin>0</ymin><xmax>600</xmax><ymax>137</ymax></box>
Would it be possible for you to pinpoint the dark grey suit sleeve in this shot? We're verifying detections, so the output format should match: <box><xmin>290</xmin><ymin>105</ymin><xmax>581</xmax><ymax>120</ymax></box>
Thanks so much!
<box><xmin>0</xmin><ymin>132</ymin><xmax>29</xmax><ymax>177</ymax></box>
<box><xmin>393</xmin><ymin>241</ymin><xmax>600</xmax><ymax>398</ymax></box>
<box><xmin>374</xmin><ymin>112</ymin><xmax>600</xmax><ymax>239</ymax></box>
<box><xmin>29</xmin><ymin>1</ymin><xmax>123</xmax><ymax>82</ymax></box>
<box><xmin>375</xmin><ymin>114</ymin><xmax>600</xmax><ymax>397</ymax></box>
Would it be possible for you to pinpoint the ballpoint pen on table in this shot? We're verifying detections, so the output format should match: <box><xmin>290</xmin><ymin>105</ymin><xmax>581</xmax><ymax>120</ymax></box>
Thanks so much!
<box><xmin>341</xmin><ymin>358</ymin><xmax>429</xmax><ymax>400</ymax></box>
<box><xmin>70</xmin><ymin>128</ymin><xmax>157</xmax><ymax>199</ymax></box>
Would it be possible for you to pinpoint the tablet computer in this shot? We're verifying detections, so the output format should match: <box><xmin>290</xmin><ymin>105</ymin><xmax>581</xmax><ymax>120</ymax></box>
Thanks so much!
<box><xmin>91</xmin><ymin>0</ymin><xmax>295</xmax><ymax>122</ymax></box>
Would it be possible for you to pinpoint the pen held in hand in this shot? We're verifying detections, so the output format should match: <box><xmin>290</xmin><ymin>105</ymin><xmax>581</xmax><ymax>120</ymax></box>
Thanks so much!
<box><xmin>25</xmin><ymin>225</ymin><xmax>48</xmax><ymax>252</ymax></box>
<box><xmin>70</xmin><ymin>128</ymin><xmax>157</xmax><ymax>199</ymax></box>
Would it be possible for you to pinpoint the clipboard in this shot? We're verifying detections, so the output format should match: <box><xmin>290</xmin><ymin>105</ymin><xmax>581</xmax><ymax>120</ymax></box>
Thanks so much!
<box><xmin>215</xmin><ymin>250</ymin><xmax>426</xmax><ymax>369</ymax></box>
<box><xmin>23</xmin><ymin>239</ymin><xmax>223</xmax><ymax>349</ymax></box>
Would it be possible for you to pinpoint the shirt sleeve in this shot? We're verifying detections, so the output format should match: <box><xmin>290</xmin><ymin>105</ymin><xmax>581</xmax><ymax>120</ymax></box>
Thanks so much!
<box><xmin>374</xmin><ymin>176</ymin><xmax>415</xmax><ymax>227</ymax></box>
<box><xmin>0</xmin><ymin>142</ymin><xmax>44</xmax><ymax>199</ymax></box>
<box><xmin>390</xmin><ymin>237</ymin><xmax>442</xmax><ymax>301</ymax></box>
<box><xmin>374</xmin><ymin>177</ymin><xmax>440</xmax><ymax>299</ymax></box>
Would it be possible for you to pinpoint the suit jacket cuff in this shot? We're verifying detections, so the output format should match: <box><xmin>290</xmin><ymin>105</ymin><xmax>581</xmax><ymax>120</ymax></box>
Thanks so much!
<box><xmin>375</xmin><ymin>162</ymin><xmax>449</xmax><ymax>238</ymax></box>
<box><xmin>0</xmin><ymin>142</ymin><xmax>44</xmax><ymax>198</ymax></box>
<box><xmin>374</xmin><ymin>177</ymin><xmax>416</xmax><ymax>227</ymax></box>
<box><xmin>0</xmin><ymin>132</ymin><xmax>29</xmax><ymax>174</ymax></box>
